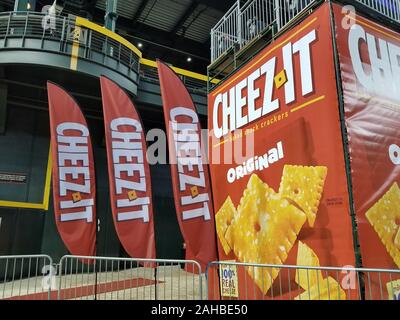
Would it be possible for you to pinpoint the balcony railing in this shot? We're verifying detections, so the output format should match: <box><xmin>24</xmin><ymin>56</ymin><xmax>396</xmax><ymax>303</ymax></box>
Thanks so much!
<box><xmin>210</xmin><ymin>0</ymin><xmax>317</xmax><ymax>63</ymax></box>
<box><xmin>357</xmin><ymin>0</ymin><xmax>400</xmax><ymax>22</ymax></box>
<box><xmin>210</xmin><ymin>0</ymin><xmax>400</xmax><ymax>64</ymax></box>
<box><xmin>0</xmin><ymin>11</ymin><xmax>141</xmax><ymax>78</ymax></box>
<box><xmin>0</xmin><ymin>11</ymin><xmax>212</xmax><ymax>96</ymax></box>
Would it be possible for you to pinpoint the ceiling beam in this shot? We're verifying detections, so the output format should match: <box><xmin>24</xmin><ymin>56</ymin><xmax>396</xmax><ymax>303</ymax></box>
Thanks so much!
<box><xmin>194</xmin><ymin>0</ymin><xmax>236</xmax><ymax>12</ymax></box>
<box><xmin>84</xmin><ymin>0</ymin><xmax>100</xmax><ymax>10</ymax></box>
<box><xmin>92</xmin><ymin>8</ymin><xmax>209</xmax><ymax>58</ymax></box>
<box><xmin>131</xmin><ymin>0</ymin><xmax>151</xmax><ymax>24</ymax></box>
<box><xmin>90</xmin><ymin>4</ymin><xmax>212</xmax><ymax>73</ymax></box>
<box><xmin>82</xmin><ymin>0</ymin><xmax>100</xmax><ymax>17</ymax></box>
<box><xmin>170</xmin><ymin>1</ymin><xmax>199</xmax><ymax>35</ymax></box>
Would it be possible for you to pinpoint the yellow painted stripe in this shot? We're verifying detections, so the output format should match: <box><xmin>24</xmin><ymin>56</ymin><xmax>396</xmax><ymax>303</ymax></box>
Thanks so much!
<box><xmin>73</xmin><ymin>18</ymin><xmax>216</xmax><ymax>85</ymax></box>
<box><xmin>348</xmin><ymin>15</ymin><xmax>400</xmax><ymax>42</ymax></box>
<box><xmin>140</xmin><ymin>58</ymin><xmax>158</xmax><ymax>68</ymax></box>
<box><xmin>0</xmin><ymin>144</ymin><xmax>52</xmax><ymax>210</ymax></box>
<box><xmin>213</xmin><ymin>136</ymin><xmax>229</xmax><ymax>148</ymax></box>
<box><xmin>209</xmin><ymin>78</ymin><xmax>221</xmax><ymax>85</ymax></box>
<box><xmin>76</xmin><ymin>17</ymin><xmax>142</xmax><ymax>58</ymax></box>
<box><xmin>141</xmin><ymin>58</ymin><xmax>219</xmax><ymax>84</ymax></box>
<box><xmin>210</xmin><ymin>17</ymin><xmax>318</xmax><ymax>96</ymax></box>
<box><xmin>42</xmin><ymin>147</ymin><xmax>52</xmax><ymax>211</ymax></box>
<box><xmin>290</xmin><ymin>95</ymin><xmax>325</xmax><ymax>113</ymax></box>
<box><xmin>70</xmin><ymin>26</ymin><xmax>81</xmax><ymax>71</ymax></box>
<box><xmin>0</xmin><ymin>201</ymin><xmax>45</xmax><ymax>210</ymax></box>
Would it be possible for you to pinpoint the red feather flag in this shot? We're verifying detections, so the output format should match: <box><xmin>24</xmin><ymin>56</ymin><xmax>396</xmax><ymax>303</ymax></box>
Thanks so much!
<box><xmin>47</xmin><ymin>82</ymin><xmax>96</xmax><ymax>257</ymax></box>
<box><xmin>157</xmin><ymin>60</ymin><xmax>217</xmax><ymax>269</ymax></box>
<box><xmin>100</xmin><ymin>76</ymin><xmax>156</xmax><ymax>260</ymax></box>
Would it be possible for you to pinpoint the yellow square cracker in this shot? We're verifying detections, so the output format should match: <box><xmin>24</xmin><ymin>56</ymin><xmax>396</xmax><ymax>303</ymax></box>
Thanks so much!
<box><xmin>225</xmin><ymin>223</ymin><xmax>234</xmax><ymax>251</ymax></box>
<box><xmin>72</xmin><ymin>192</ymin><xmax>81</xmax><ymax>203</ymax></box>
<box><xmin>279</xmin><ymin>165</ymin><xmax>327</xmax><ymax>227</ymax></box>
<box><xmin>128</xmin><ymin>190</ymin><xmax>137</xmax><ymax>201</ymax></box>
<box><xmin>365</xmin><ymin>182</ymin><xmax>400</xmax><ymax>268</ymax></box>
<box><xmin>230</xmin><ymin>174</ymin><xmax>306</xmax><ymax>294</ymax></box>
<box><xmin>295</xmin><ymin>276</ymin><xmax>347</xmax><ymax>300</ymax></box>
<box><xmin>215</xmin><ymin>197</ymin><xmax>236</xmax><ymax>255</ymax></box>
<box><xmin>274</xmin><ymin>69</ymin><xmax>287</xmax><ymax>89</ymax></box>
<box><xmin>295</xmin><ymin>241</ymin><xmax>324</xmax><ymax>291</ymax></box>
<box><xmin>395</xmin><ymin>228</ymin><xmax>400</xmax><ymax>249</ymax></box>
<box><xmin>190</xmin><ymin>186</ymin><xmax>199</xmax><ymax>198</ymax></box>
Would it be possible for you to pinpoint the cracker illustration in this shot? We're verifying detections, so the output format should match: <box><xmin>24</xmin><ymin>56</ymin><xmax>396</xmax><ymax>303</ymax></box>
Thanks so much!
<box><xmin>72</xmin><ymin>192</ymin><xmax>81</xmax><ymax>203</ymax></box>
<box><xmin>230</xmin><ymin>174</ymin><xmax>306</xmax><ymax>294</ymax></box>
<box><xmin>295</xmin><ymin>241</ymin><xmax>324</xmax><ymax>290</ymax></box>
<box><xmin>274</xmin><ymin>69</ymin><xmax>288</xmax><ymax>89</ymax></box>
<box><xmin>386</xmin><ymin>279</ymin><xmax>400</xmax><ymax>300</ymax></box>
<box><xmin>215</xmin><ymin>196</ymin><xmax>236</xmax><ymax>255</ymax></box>
<box><xmin>279</xmin><ymin>165</ymin><xmax>327</xmax><ymax>227</ymax></box>
<box><xmin>190</xmin><ymin>186</ymin><xmax>199</xmax><ymax>198</ymax></box>
<box><xmin>365</xmin><ymin>182</ymin><xmax>400</xmax><ymax>268</ymax></box>
<box><xmin>127</xmin><ymin>190</ymin><xmax>137</xmax><ymax>201</ymax></box>
<box><xmin>295</xmin><ymin>276</ymin><xmax>347</xmax><ymax>300</ymax></box>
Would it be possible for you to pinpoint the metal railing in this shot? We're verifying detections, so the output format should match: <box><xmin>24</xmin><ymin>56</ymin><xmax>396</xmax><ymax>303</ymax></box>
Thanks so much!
<box><xmin>57</xmin><ymin>255</ymin><xmax>204</xmax><ymax>300</ymax></box>
<box><xmin>275</xmin><ymin>0</ymin><xmax>317</xmax><ymax>31</ymax></box>
<box><xmin>0</xmin><ymin>12</ymin><xmax>211</xmax><ymax>95</ymax></box>
<box><xmin>240</xmin><ymin>0</ymin><xmax>276</xmax><ymax>48</ymax></box>
<box><xmin>356</xmin><ymin>0</ymin><xmax>400</xmax><ymax>22</ymax></box>
<box><xmin>2</xmin><ymin>255</ymin><xmax>399</xmax><ymax>300</ymax></box>
<box><xmin>0</xmin><ymin>11</ymin><xmax>141</xmax><ymax>76</ymax></box>
<box><xmin>210</xmin><ymin>4</ymin><xmax>240</xmax><ymax>65</ymax></box>
<box><xmin>210</xmin><ymin>0</ymin><xmax>400</xmax><ymax>63</ymax></box>
<box><xmin>210</xmin><ymin>0</ymin><xmax>317</xmax><ymax>63</ymax></box>
<box><xmin>0</xmin><ymin>255</ymin><xmax>53</xmax><ymax>300</ymax></box>
<box><xmin>206</xmin><ymin>261</ymin><xmax>400</xmax><ymax>300</ymax></box>
<box><xmin>140</xmin><ymin>62</ymin><xmax>208</xmax><ymax>94</ymax></box>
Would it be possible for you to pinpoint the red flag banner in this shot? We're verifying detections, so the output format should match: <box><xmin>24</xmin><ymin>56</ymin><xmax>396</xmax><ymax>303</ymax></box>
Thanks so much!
<box><xmin>100</xmin><ymin>76</ymin><xmax>156</xmax><ymax>260</ymax></box>
<box><xmin>157</xmin><ymin>60</ymin><xmax>217</xmax><ymax>268</ymax></box>
<box><xmin>47</xmin><ymin>82</ymin><xmax>96</xmax><ymax>257</ymax></box>
<box><xmin>333</xmin><ymin>3</ymin><xmax>400</xmax><ymax>299</ymax></box>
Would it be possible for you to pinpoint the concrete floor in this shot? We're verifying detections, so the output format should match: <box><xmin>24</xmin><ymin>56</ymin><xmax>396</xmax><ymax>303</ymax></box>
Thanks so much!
<box><xmin>1</xmin><ymin>265</ymin><xmax>207</xmax><ymax>300</ymax></box>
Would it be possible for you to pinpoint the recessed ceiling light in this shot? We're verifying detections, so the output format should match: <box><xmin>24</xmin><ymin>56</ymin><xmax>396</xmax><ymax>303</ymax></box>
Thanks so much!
<box><xmin>187</xmin><ymin>57</ymin><xmax>192</xmax><ymax>62</ymax></box>
<box><xmin>138</xmin><ymin>42</ymin><xmax>143</xmax><ymax>48</ymax></box>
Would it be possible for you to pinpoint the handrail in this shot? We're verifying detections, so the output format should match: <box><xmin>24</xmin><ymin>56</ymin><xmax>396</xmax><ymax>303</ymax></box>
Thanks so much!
<box><xmin>0</xmin><ymin>11</ymin><xmax>215</xmax><ymax>93</ymax></box>
<box><xmin>0</xmin><ymin>11</ymin><xmax>141</xmax><ymax>76</ymax></box>
<box><xmin>75</xmin><ymin>16</ymin><xmax>142</xmax><ymax>59</ymax></box>
<box><xmin>210</xmin><ymin>0</ymin><xmax>400</xmax><ymax>63</ymax></box>
<box><xmin>141</xmin><ymin>58</ymin><xmax>219</xmax><ymax>84</ymax></box>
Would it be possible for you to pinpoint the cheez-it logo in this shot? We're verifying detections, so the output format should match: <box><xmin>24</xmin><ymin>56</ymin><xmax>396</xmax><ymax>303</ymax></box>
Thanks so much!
<box><xmin>212</xmin><ymin>29</ymin><xmax>317</xmax><ymax>139</ymax></box>
<box><xmin>56</xmin><ymin>122</ymin><xmax>94</xmax><ymax>223</ymax></box>
<box><xmin>110</xmin><ymin>117</ymin><xmax>150</xmax><ymax>223</ymax></box>
<box><xmin>170</xmin><ymin>107</ymin><xmax>211</xmax><ymax>221</ymax></box>
<box><xmin>348</xmin><ymin>24</ymin><xmax>400</xmax><ymax>103</ymax></box>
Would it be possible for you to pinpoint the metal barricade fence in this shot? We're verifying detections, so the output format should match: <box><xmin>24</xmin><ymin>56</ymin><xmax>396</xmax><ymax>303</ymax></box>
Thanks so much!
<box><xmin>0</xmin><ymin>255</ymin><xmax>53</xmax><ymax>300</ymax></box>
<box><xmin>2</xmin><ymin>255</ymin><xmax>399</xmax><ymax>300</ymax></box>
<box><xmin>57</xmin><ymin>255</ymin><xmax>204</xmax><ymax>300</ymax></box>
<box><xmin>206</xmin><ymin>261</ymin><xmax>400</xmax><ymax>300</ymax></box>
